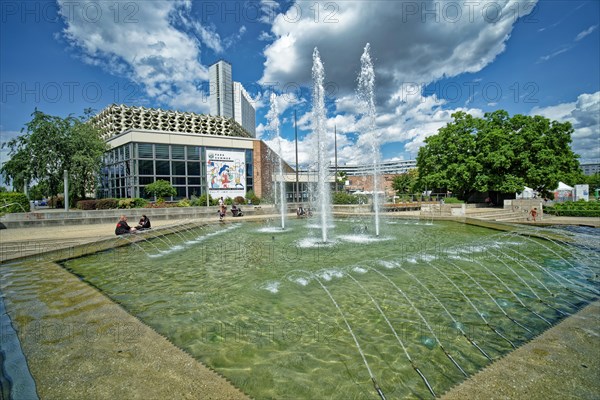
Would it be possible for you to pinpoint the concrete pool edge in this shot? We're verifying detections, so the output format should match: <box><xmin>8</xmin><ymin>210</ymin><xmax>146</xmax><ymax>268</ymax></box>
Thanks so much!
<box><xmin>0</xmin><ymin>258</ymin><xmax>250</xmax><ymax>400</ymax></box>
<box><xmin>441</xmin><ymin>300</ymin><xmax>600</xmax><ymax>399</ymax></box>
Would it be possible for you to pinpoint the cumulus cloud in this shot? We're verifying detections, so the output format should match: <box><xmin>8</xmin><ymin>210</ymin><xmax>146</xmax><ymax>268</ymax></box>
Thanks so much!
<box><xmin>531</xmin><ymin>92</ymin><xmax>600</xmax><ymax>162</ymax></box>
<box><xmin>260</xmin><ymin>0</ymin><xmax>536</xmax><ymax>103</ymax></box>
<box><xmin>58</xmin><ymin>0</ymin><xmax>211</xmax><ymax>112</ymax></box>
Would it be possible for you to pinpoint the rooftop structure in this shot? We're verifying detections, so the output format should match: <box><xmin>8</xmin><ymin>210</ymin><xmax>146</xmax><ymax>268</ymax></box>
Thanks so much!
<box><xmin>90</xmin><ymin>104</ymin><xmax>252</xmax><ymax>141</ymax></box>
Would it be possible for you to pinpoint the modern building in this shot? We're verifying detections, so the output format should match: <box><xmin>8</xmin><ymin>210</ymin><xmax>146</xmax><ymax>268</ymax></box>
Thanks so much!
<box><xmin>209</xmin><ymin>60</ymin><xmax>256</xmax><ymax>137</ymax></box>
<box><xmin>332</xmin><ymin>159</ymin><xmax>417</xmax><ymax>176</ymax></box>
<box><xmin>92</xmin><ymin>104</ymin><xmax>274</xmax><ymax>200</ymax></box>
<box><xmin>581</xmin><ymin>162</ymin><xmax>600</xmax><ymax>176</ymax></box>
<box><xmin>233</xmin><ymin>82</ymin><xmax>256</xmax><ymax>137</ymax></box>
<box><xmin>209</xmin><ymin>60</ymin><xmax>233</xmax><ymax>119</ymax></box>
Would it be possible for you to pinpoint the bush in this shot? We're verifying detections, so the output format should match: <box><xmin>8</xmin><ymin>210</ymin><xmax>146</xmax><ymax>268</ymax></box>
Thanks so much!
<box><xmin>245</xmin><ymin>190</ymin><xmax>261</xmax><ymax>205</ymax></box>
<box><xmin>132</xmin><ymin>198</ymin><xmax>148</xmax><ymax>208</ymax></box>
<box><xmin>0</xmin><ymin>192</ymin><xmax>30</xmax><ymax>214</ymax></box>
<box><xmin>191</xmin><ymin>194</ymin><xmax>215</xmax><ymax>206</ymax></box>
<box><xmin>224</xmin><ymin>197</ymin><xmax>233</xmax><ymax>205</ymax></box>
<box><xmin>76</xmin><ymin>199</ymin><xmax>98</xmax><ymax>210</ymax></box>
<box><xmin>177</xmin><ymin>198</ymin><xmax>191</xmax><ymax>207</ymax></box>
<box><xmin>332</xmin><ymin>192</ymin><xmax>359</xmax><ymax>204</ymax></box>
<box><xmin>118</xmin><ymin>198</ymin><xmax>136</xmax><ymax>209</ymax></box>
<box><xmin>444</xmin><ymin>197</ymin><xmax>464</xmax><ymax>204</ymax></box>
<box><xmin>544</xmin><ymin>201</ymin><xmax>600</xmax><ymax>217</ymax></box>
<box><xmin>234</xmin><ymin>196</ymin><xmax>246</xmax><ymax>205</ymax></box>
<box><xmin>96</xmin><ymin>198</ymin><xmax>119</xmax><ymax>209</ymax></box>
<box><xmin>145</xmin><ymin>180</ymin><xmax>176</xmax><ymax>201</ymax></box>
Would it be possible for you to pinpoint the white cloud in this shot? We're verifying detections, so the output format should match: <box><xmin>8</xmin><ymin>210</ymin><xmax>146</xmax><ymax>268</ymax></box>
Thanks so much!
<box><xmin>531</xmin><ymin>92</ymin><xmax>600</xmax><ymax>162</ymax></box>
<box><xmin>260</xmin><ymin>0</ymin><xmax>536</xmax><ymax>99</ymax></box>
<box><xmin>575</xmin><ymin>25</ymin><xmax>598</xmax><ymax>41</ymax></box>
<box><xmin>58</xmin><ymin>0</ymin><xmax>211</xmax><ymax>112</ymax></box>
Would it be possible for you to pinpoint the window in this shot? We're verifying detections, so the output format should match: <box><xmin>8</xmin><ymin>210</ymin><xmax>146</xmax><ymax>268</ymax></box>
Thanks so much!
<box><xmin>156</xmin><ymin>160</ymin><xmax>170</xmax><ymax>175</ymax></box>
<box><xmin>172</xmin><ymin>145</ymin><xmax>185</xmax><ymax>160</ymax></box>
<box><xmin>172</xmin><ymin>177</ymin><xmax>186</xmax><ymax>185</ymax></box>
<box><xmin>155</xmin><ymin>144</ymin><xmax>169</xmax><ymax>159</ymax></box>
<box><xmin>139</xmin><ymin>176</ymin><xmax>154</xmax><ymax>185</ymax></box>
<box><xmin>188</xmin><ymin>177</ymin><xmax>201</xmax><ymax>185</ymax></box>
<box><xmin>188</xmin><ymin>186</ymin><xmax>202</xmax><ymax>197</ymax></box>
<box><xmin>187</xmin><ymin>162</ymin><xmax>200</xmax><ymax>176</ymax></box>
<box><xmin>187</xmin><ymin>146</ymin><xmax>200</xmax><ymax>160</ymax></box>
<box><xmin>138</xmin><ymin>143</ymin><xmax>153</xmax><ymax>158</ymax></box>
<box><xmin>138</xmin><ymin>160</ymin><xmax>154</xmax><ymax>175</ymax></box>
<box><xmin>172</xmin><ymin>161</ymin><xmax>186</xmax><ymax>175</ymax></box>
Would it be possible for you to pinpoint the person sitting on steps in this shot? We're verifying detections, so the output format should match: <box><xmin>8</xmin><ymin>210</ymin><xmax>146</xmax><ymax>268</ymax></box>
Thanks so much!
<box><xmin>135</xmin><ymin>215</ymin><xmax>151</xmax><ymax>230</ymax></box>
<box><xmin>115</xmin><ymin>215</ymin><xmax>137</xmax><ymax>235</ymax></box>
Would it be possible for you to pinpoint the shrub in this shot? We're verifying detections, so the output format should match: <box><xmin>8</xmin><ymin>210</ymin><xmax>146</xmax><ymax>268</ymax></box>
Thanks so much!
<box><xmin>96</xmin><ymin>198</ymin><xmax>119</xmax><ymax>209</ymax></box>
<box><xmin>332</xmin><ymin>192</ymin><xmax>359</xmax><ymax>204</ymax></box>
<box><xmin>76</xmin><ymin>199</ymin><xmax>98</xmax><ymax>210</ymax></box>
<box><xmin>177</xmin><ymin>198</ymin><xmax>191</xmax><ymax>207</ymax></box>
<box><xmin>132</xmin><ymin>198</ymin><xmax>148</xmax><ymax>208</ymax></box>
<box><xmin>0</xmin><ymin>192</ymin><xmax>30</xmax><ymax>214</ymax></box>
<box><xmin>224</xmin><ymin>197</ymin><xmax>233</xmax><ymax>205</ymax></box>
<box><xmin>234</xmin><ymin>196</ymin><xmax>246</xmax><ymax>205</ymax></box>
<box><xmin>444</xmin><ymin>197</ymin><xmax>464</xmax><ymax>204</ymax></box>
<box><xmin>245</xmin><ymin>190</ymin><xmax>261</xmax><ymax>205</ymax></box>
<box><xmin>544</xmin><ymin>201</ymin><xmax>600</xmax><ymax>217</ymax></box>
<box><xmin>118</xmin><ymin>198</ymin><xmax>136</xmax><ymax>209</ymax></box>
<box><xmin>191</xmin><ymin>194</ymin><xmax>218</xmax><ymax>206</ymax></box>
<box><xmin>145</xmin><ymin>180</ymin><xmax>176</xmax><ymax>201</ymax></box>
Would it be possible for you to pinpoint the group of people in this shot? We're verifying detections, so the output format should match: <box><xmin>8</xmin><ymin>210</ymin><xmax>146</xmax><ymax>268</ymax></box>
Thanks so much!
<box><xmin>296</xmin><ymin>206</ymin><xmax>312</xmax><ymax>218</ymax></box>
<box><xmin>115</xmin><ymin>215</ymin><xmax>151</xmax><ymax>235</ymax></box>
<box><xmin>218</xmin><ymin>197</ymin><xmax>243</xmax><ymax>221</ymax></box>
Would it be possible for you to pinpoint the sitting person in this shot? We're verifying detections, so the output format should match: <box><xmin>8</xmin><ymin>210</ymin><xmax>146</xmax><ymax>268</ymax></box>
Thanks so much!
<box><xmin>231</xmin><ymin>204</ymin><xmax>243</xmax><ymax>217</ymax></box>
<box><xmin>297</xmin><ymin>206</ymin><xmax>305</xmax><ymax>217</ymax></box>
<box><xmin>115</xmin><ymin>215</ymin><xmax>136</xmax><ymax>235</ymax></box>
<box><xmin>135</xmin><ymin>215</ymin><xmax>151</xmax><ymax>230</ymax></box>
<box><xmin>218</xmin><ymin>205</ymin><xmax>226</xmax><ymax>221</ymax></box>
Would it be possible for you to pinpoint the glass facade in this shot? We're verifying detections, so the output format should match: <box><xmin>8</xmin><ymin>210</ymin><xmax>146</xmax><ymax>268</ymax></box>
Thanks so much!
<box><xmin>100</xmin><ymin>142</ymin><xmax>253</xmax><ymax>200</ymax></box>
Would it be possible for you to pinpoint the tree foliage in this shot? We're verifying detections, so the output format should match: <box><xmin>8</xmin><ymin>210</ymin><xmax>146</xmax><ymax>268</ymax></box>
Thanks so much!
<box><xmin>0</xmin><ymin>109</ymin><xmax>107</xmax><ymax>202</ymax></box>
<box><xmin>144</xmin><ymin>179</ymin><xmax>177</xmax><ymax>201</ymax></box>
<box><xmin>391</xmin><ymin>169</ymin><xmax>419</xmax><ymax>194</ymax></box>
<box><xmin>417</xmin><ymin>111</ymin><xmax>581</xmax><ymax>199</ymax></box>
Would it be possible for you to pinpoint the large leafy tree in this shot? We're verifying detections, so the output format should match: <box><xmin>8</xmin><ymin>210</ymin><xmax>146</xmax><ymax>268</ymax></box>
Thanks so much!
<box><xmin>1</xmin><ymin>109</ymin><xmax>107</xmax><ymax>201</ymax></box>
<box><xmin>417</xmin><ymin>112</ymin><xmax>480</xmax><ymax>199</ymax></box>
<box><xmin>417</xmin><ymin>110</ymin><xmax>581</xmax><ymax>200</ymax></box>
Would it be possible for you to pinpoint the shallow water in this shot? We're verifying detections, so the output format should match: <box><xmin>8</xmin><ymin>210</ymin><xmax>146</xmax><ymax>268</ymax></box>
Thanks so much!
<box><xmin>52</xmin><ymin>219</ymin><xmax>600</xmax><ymax>399</ymax></box>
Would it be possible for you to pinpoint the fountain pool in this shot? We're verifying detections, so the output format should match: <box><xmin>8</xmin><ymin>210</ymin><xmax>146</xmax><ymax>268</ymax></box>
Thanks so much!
<box><xmin>50</xmin><ymin>219</ymin><xmax>599</xmax><ymax>399</ymax></box>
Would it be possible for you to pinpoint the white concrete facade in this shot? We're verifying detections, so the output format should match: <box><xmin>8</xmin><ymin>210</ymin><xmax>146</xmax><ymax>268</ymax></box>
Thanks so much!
<box><xmin>209</xmin><ymin>60</ymin><xmax>234</xmax><ymax>119</ymax></box>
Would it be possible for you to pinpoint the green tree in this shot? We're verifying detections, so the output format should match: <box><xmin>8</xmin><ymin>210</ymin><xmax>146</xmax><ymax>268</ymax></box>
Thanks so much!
<box><xmin>417</xmin><ymin>112</ymin><xmax>480</xmax><ymax>199</ymax></box>
<box><xmin>417</xmin><ymin>110</ymin><xmax>581</xmax><ymax>200</ymax></box>
<box><xmin>0</xmin><ymin>109</ymin><xmax>107</xmax><ymax>203</ymax></box>
<box><xmin>144</xmin><ymin>180</ymin><xmax>177</xmax><ymax>201</ymax></box>
<box><xmin>392</xmin><ymin>169</ymin><xmax>418</xmax><ymax>195</ymax></box>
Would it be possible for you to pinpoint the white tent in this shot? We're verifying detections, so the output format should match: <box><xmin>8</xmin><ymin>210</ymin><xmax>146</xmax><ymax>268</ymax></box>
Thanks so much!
<box><xmin>516</xmin><ymin>186</ymin><xmax>535</xmax><ymax>199</ymax></box>
<box><xmin>556</xmin><ymin>182</ymin><xmax>574</xmax><ymax>191</ymax></box>
<box><xmin>554</xmin><ymin>181</ymin><xmax>574</xmax><ymax>202</ymax></box>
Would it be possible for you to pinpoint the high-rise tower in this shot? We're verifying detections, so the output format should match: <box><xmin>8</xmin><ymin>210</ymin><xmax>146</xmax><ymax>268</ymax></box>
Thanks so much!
<box><xmin>209</xmin><ymin>60</ymin><xmax>256</xmax><ymax>137</ymax></box>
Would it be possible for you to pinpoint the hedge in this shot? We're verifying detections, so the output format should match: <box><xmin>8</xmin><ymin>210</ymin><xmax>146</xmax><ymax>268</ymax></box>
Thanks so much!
<box><xmin>0</xmin><ymin>192</ymin><xmax>30</xmax><ymax>214</ymax></box>
<box><xmin>544</xmin><ymin>201</ymin><xmax>600</xmax><ymax>217</ymax></box>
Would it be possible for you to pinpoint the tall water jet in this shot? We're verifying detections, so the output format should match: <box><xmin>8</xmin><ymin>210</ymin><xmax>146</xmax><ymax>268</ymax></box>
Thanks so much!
<box><xmin>357</xmin><ymin>43</ymin><xmax>380</xmax><ymax>236</ymax></box>
<box><xmin>267</xmin><ymin>93</ymin><xmax>286</xmax><ymax>229</ymax></box>
<box><xmin>312</xmin><ymin>48</ymin><xmax>331</xmax><ymax>242</ymax></box>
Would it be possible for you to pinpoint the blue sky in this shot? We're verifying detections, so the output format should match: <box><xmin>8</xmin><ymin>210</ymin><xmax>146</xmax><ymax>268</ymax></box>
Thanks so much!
<box><xmin>1</xmin><ymin>0</ymin><xmax>599</xmax><ymax>168</ymax></box>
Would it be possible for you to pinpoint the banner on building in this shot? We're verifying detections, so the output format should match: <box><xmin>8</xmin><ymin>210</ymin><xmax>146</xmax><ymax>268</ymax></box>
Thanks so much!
<box><xmin>206</xmin><ymin>149</ymin><xmax>246</xmax><ymax>199</ymax></box>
